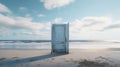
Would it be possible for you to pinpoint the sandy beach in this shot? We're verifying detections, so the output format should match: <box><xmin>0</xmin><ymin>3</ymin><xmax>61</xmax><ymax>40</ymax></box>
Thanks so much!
<box><xmin>0</xmin><ymin>49</ymin><xmax>120</xmax><ymax>67</ymax></box>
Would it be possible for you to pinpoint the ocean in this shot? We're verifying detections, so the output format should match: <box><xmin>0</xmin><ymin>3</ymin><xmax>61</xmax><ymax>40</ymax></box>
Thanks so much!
<box><xmin>0</xmin><ymin>40</ymin><xmax>120</xmax><ymax>50</ymax></box>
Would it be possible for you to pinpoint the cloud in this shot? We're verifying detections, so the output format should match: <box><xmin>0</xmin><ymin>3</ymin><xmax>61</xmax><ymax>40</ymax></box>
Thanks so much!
<box><xmin>0</xmin><ymin>14</ymin><xmax>16</xmax><ymax>26</ymax></box>
<box><xmin>70</xmin><ymin>16</ymin><xmax>113</xmax><ymax>32</ymax></box>
<box><xmin>0</xmin><ymin>27</ymin><xmax>11</xmax><ymax>36</ymax></box>
<box><xmin>69</xmin><ymin>16</ymin><xmax>120</xmax><ymax>40</ymax></box>
<box><xmin>103</xmin><ymin>21</ymin><xmax>120</xmax><ymax>30</ymax></box>
<box><xmin>0</xmin><ymin>13</ymin><xmax>52</xmax><ymax>39</ymax></box>
<box><xmin>1</xmin><ymin>13</ymin><xmax>120</xmax><ymax>40</ymax></box>
<box><xmin>14</xmin><ymin>31</ymin><xmax>49</xmax><ymax>36</ymax></box>
<box><xmin>69</xmin><ymin>16</ymin><xmax>112</xmax><ymax>39</ymax></box>
<box><xmin>25</xmin><ymin>14</ymin><xmax>31</xmax><ymax>17</ymax></box>
<box><xmin>40</xmin><ymin>0</ymin><xmax>74</xmax><ymax>10</ymax></box>
<box><xmin>54</xmin><ymin>17</ymin><xmax>63</xmax><ymax>23</ymax></box>
<box><xmin>38</xmin><ymin>14</ymin><xmax>46</xmax><ymax>17</ymax></box>
<box><xmin>0</xmin><ymin>3</ymin><xmax>52</xmax><ymax>39</ymax></box>
<box><xmin>0</xmin><ymin>3</ymin><xmax>11</xmax><ymax>13</ymax></box>
<box><xmin>19</xmin><ymin>7</ymin><xmax>27</xmax><ymax>11</ymax></box>
<box><xmin>0</xmin><ymin>13</ymin><xmax>51</xmax><ymax>31</ymax></box>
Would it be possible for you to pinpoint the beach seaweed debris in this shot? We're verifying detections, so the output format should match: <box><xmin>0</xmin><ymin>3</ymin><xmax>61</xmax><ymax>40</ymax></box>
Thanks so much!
<box><xmin>73</xmin><ymin>56</ymin><xmax>118</xmax><ymax>67</ymax></box>
<box><xmin>0</xmin><ymin>58</ymin><xmax>6</xmax><ymax>61</ymax></box>
<box><xmin>77</xmin><ymin>59</ymin><xmax>114</xmax><ymax>67</ymax></box>
<box><xmin>12</xmin><ymin>57</ymin><xmax>18</xmax><ymax>59</ymax></box>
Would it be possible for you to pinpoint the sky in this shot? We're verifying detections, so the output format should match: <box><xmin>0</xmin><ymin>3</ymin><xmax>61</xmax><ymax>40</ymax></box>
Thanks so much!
<box><xmin>0</xmin><ymin>0</ymin><xmax>120</xmax><ymax>40</ymax></box>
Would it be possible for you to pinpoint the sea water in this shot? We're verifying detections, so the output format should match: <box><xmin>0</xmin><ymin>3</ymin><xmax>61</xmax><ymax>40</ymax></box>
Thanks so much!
<box><xmin>0</xmin><ymin>40</ymin><xmax>120</xmax><ymax>50</ymax></box>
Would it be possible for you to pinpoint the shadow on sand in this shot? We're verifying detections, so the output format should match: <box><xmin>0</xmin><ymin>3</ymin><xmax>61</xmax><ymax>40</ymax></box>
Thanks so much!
<box><xmin>0</xmin><ymin>53</ymin><xmax>66</xmax><ymax>66</ymax></box>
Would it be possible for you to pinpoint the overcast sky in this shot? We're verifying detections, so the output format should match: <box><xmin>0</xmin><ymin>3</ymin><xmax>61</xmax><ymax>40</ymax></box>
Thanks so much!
<box><xmin>0</xmin><ymin>0</ymin><xmax>120</xmax><ymax>40</ymax></box>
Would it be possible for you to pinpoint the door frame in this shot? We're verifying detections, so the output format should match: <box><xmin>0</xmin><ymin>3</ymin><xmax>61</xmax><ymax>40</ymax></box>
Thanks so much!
<box><xmin>51</xmin><ymin>24</ymin><xmax>69</xmax><ymax>54</ymax></box>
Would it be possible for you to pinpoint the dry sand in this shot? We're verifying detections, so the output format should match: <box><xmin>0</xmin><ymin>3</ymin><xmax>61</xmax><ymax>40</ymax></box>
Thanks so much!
<box><xmin>0</xmin><ymin>49</ymin><xmax>120</xmax><ymax>67</ymax></box>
